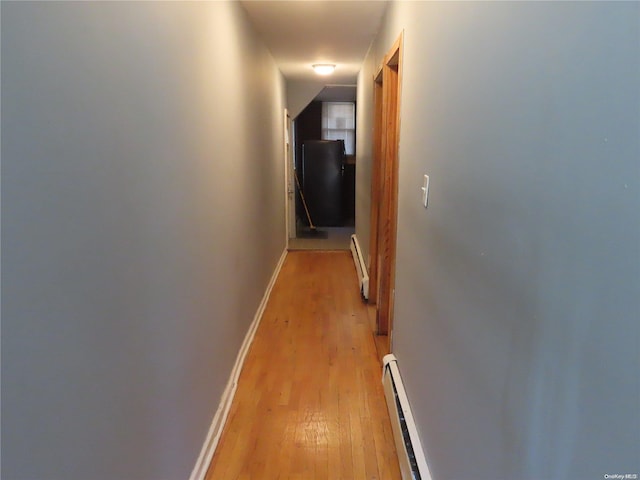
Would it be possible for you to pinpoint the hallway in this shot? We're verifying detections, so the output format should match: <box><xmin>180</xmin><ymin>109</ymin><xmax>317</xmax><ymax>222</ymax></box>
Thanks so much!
<box><xmin>3</xmin><ymin>3</ymin><xmax>638</xmax><ymax>479</ymax></box>
<box><xmin>205</xmin><ymin>251</ymin><xmax>401</xmax><ymax>479</ymax></box>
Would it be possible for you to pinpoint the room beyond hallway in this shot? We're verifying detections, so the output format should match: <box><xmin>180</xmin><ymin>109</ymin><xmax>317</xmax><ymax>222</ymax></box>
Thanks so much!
<box><xmin>205</xmin><ymin>251</ymin><xmax>401</xmax><ymax>479</ymax></box>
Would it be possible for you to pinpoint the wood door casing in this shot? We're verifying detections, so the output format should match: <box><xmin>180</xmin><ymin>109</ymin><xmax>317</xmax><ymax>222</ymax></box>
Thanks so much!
<box><xmin>371</xmin><ymin>34</ymin><xmax>403</xmax><ymax>348</ymax></box>
<box><xmin>368</xmin><ymin>68</ymin><xmax>383</xmax><ymax>306</ymax></box>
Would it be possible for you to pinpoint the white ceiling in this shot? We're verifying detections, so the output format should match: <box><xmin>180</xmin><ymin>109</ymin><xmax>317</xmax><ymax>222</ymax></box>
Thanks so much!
<box><xmin>240</xmin><ymin>1</ymin><xmax>389</xmax><ymax>84</ymax></box>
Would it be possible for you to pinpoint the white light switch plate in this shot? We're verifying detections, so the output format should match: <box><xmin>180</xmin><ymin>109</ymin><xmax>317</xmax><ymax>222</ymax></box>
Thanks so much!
<box><xmin>421</xmin><ymin>175</ymin><xmax>429</xmax><ymax>208</ymax></box>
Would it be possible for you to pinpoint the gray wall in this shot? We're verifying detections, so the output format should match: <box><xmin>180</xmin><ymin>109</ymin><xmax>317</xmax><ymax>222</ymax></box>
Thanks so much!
<box><xmin>356</xmin><ymin>2</ymin><xmax>640</xmax><ymax>479</ymax></box>
<box><xmin>355</xmin><ymin>45</ymin><xmax>376</xmax><ymax>266</ymax></box>
<box><xmin>286</xmin><ymin>79</ymin><xmax>327</xmax><ymax>120</ymax></box>
<box><xmin>1</xmin><ymin>2</ymin><xmax>286</xmax><ymax>479</ymax></box>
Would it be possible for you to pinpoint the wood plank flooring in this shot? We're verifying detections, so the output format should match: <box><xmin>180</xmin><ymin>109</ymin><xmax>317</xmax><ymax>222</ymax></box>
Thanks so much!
<box><xmin>205</xmin><ymin>251</ymin><xmax>401</xmax><ymax>480</ymax></box>
<box><xmin>287</xmin><ymin>226</ymin><xmax>354</xmax><ymax>251</ymax></box>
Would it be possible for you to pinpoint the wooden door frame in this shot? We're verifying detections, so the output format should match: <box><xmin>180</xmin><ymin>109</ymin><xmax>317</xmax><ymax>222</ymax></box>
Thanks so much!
<box><xmin>368</xmin><ymin>67</ymin><xmax>384</xmax><ymax>306</ymax></box>
<box><xmin>369</xmin><ymin>33</ymin><xmax>403</xmax><ymax>350</ymax></box>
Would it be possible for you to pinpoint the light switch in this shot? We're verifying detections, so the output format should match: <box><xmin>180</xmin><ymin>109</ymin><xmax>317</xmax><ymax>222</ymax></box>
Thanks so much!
<box><xmin>421</xmin><ymin>175</ymin><xmax>429</xmax><ymax>208</ymax></box>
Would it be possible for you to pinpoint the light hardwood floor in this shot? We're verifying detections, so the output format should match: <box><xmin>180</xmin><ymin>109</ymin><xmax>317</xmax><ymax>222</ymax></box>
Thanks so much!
<box><xmin>205</xmin><ymin>251</ymin><xmax>401</xmax><ymax>480</ymax></box>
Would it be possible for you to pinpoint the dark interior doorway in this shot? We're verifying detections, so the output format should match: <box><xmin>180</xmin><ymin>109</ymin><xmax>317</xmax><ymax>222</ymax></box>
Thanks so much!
<box><xmin>293</xmin><ymin>100</ymin><xmax>356</xmax><ymax>233</ymax></box>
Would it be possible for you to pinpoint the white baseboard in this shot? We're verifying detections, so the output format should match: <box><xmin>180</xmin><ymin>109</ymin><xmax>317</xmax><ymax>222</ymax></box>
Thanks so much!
<box><xmin>189</xmin><ymin>248</ymin><xmax>288</xmax><ymax>480</ymax></box>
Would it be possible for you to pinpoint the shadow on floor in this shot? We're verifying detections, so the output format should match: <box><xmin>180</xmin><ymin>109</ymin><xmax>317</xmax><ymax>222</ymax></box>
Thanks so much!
<box><xmin>288</xmin><ymin>226</ymin><xmax>354</xmax><ymax>251</ymax></box>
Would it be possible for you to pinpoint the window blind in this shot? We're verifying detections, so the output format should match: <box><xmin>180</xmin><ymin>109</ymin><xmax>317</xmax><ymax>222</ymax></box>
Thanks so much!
<box><xmin>322</xmin><ymin>102</ymin><xmax>355</xmax><ymax>155</ymax></box>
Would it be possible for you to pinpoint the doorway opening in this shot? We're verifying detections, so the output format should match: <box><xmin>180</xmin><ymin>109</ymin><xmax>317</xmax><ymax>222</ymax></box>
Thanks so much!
<box><xmin>287</xmin><ymin>86</ymin><xmax>357</xmax><ymax>251</ymax></box>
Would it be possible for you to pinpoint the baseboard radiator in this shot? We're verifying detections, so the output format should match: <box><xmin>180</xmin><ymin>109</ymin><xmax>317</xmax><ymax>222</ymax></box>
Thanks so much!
<box><xmin>382</xmin><ymin>354</ymin><xmax>432</xmax><ymax>480</ymax></box>
<box><xmin>350</xmin><ymin>234</ymin><xmax>369</xmax><ymax>300</ymax></box>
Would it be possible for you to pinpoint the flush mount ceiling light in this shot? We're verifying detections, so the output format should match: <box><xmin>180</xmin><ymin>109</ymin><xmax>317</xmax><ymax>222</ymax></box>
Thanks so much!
<box><xmin>312</xmin><ymin>64</ymin><xmax>336</xmax><ymax>75</ymax></box>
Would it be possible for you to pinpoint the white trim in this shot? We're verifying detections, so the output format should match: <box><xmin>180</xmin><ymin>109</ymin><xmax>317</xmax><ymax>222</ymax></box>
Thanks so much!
<box><xmin>284</xmin><ymin>108</ymin><xmax>294</xmax><ymax>245</ymax></box>
<box><xmin>350</xmin><ymin>234</ymin><xmax>369</xmax><ymax>299</ymax></box>
<box><xmin>382</xmin><ymin>354</ymin><xmax>433</xmax><ymax>480</ymax></box>
<box><xmin>189</xmin><ymin>248</ymin><xmax>288</xmax><ymax>480</ymax></box>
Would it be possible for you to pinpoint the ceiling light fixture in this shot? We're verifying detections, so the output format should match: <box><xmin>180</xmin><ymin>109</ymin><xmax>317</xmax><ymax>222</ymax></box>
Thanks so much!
<box><xmin>312</xmin><ymin>64</ymin><xmax>336</xmax><ymax>76</ymax></box>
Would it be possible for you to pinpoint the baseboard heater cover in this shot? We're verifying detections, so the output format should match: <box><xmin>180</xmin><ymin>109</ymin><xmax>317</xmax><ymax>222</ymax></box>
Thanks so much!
<box><xmin>382</xmin><ymin>354</ymin><xmax>432</xmax><ymax>480</ymax></box>
<box><xmin>350</xmin><ymin>234</ymin><xmax>369</xmax><ymax>300</ymax></box>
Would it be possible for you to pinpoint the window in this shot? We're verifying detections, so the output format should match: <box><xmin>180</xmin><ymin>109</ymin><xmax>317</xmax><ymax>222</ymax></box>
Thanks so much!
<box><xmin>321</xmin><ymin>102</ymin><xmax>355</xmax><ymax>155</ymax></box>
